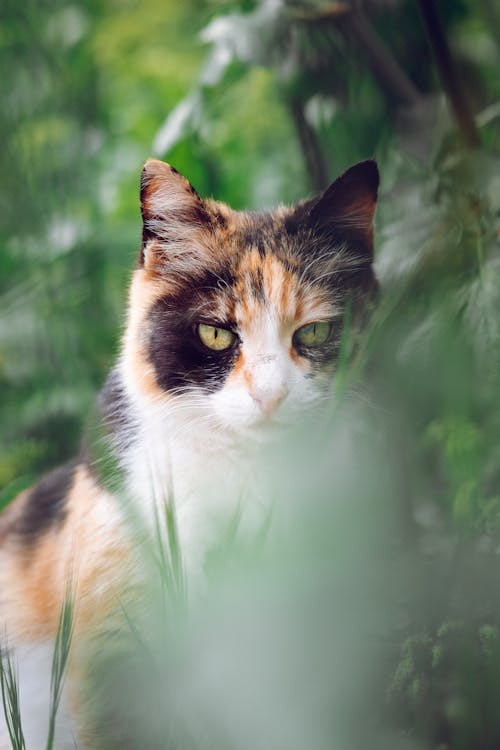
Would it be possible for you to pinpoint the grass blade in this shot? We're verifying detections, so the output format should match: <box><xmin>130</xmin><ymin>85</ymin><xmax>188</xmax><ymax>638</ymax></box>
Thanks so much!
<box><xmin>0</xmin><ymin>640</ymin><xmax>26</xmax><ymax>750</ymax></box>
<box><xmin>45</xmin><ymin>589</ymin><xmax>75</xmax><ymax>750</ymax></box>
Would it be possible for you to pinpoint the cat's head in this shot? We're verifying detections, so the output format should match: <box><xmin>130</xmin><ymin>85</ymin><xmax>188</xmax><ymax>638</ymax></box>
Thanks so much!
<box><xmin>121</xmin><ymin>158</ymin><xmax>378</xmax><ymax>437</ymax></box>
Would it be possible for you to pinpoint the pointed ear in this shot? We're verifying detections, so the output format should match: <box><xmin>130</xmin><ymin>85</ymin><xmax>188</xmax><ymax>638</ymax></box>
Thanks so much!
<box><xmin>308</xmin><ymin>159</ymin><xmax>379</xmax><ymax>254</ymax></box>
<box><xmin>139</xmin><ymin>159</ymin><xmax>210</xmax><ymax>270</ymax></box>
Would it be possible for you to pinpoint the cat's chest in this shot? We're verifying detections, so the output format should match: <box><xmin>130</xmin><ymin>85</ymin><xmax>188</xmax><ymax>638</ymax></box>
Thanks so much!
<box><xmin>124</xmin><ymin>415</ymin><xmax>272</xmax><ymax>576</ymax></box>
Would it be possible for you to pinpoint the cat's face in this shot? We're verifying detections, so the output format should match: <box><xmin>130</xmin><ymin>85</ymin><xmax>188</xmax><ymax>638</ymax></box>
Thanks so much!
<box><xmin>121</xmin><ymin>159</ymin><xmax>378</xmax><ymax>438</ymax></box>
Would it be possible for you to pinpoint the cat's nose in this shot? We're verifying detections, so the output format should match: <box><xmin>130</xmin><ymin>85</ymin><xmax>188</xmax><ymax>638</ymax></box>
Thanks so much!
<box><xmin>251</xmin><ymin>383</ymin><xmax>288</xmax><ymax>417</ymax></box>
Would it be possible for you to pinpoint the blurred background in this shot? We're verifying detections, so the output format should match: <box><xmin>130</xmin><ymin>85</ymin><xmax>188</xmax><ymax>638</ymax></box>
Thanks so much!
<box><xmin>0</xmin><ymin>0</ymin><xmax>499</xmax><ymax>495</ymax></box>
<box><xmin>1</xmin><ymin>1</ymin><xmax>500</xmax><ymax>748</ymax></box>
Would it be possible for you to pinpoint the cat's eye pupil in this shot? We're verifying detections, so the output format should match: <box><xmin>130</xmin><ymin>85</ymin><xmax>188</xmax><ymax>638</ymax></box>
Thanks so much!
<box><xmin>293</xmin><ymin>321</ymin><xmax>331</xmax><ymax>348</ymax></box>
<box><xmin>197</xmin><ymin>323</ymin><xmax>236</xmax><ymax>352</ymax></box>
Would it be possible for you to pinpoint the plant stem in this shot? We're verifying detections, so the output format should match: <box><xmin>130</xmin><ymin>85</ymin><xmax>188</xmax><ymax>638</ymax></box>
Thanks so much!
<box><xmin>295</xmin><ymin>4</ymin><xmax>420</xmax><ymax>109</ymax></box>
<box><xmin>336</xmin><ymin>9</ymin><xmax>421</xmax><ymax>108</ymax></box>
<box><xmin>46</xmin><ymin>592</ymin><xmax>74</xmax><ymax>750</ymax></box>
<box><xmin>477</xmin><ymin>0</ymin><xmax>500</xmax><ymax>55</ymax></box>
<box><xmin>416</xmin><ymin>0</ymin><xmax>481</xmax><ymax>148</ymax></box>
<box><xmin>288</xmin><ymin>98</ymin><xmax>328</xmax><ymax>193</ymax></box>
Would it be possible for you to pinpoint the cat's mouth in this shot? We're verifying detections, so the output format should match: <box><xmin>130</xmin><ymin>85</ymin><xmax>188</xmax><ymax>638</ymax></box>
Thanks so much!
<box><xmin>219</xmin><ymin>408</ymin><xmax>305</xmax><ymax>445</ymax></box>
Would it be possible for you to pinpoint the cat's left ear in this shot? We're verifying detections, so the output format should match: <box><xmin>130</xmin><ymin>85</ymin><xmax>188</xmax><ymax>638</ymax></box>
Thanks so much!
<box><xmin>307</xmin><ymin>159</ymin><xmax>379</xmax><ymax>255</ymax></box>
<box><xmin>139</xmin><ymin>158</ymin><xmax>210</xmax><ymax>271</ymax></box>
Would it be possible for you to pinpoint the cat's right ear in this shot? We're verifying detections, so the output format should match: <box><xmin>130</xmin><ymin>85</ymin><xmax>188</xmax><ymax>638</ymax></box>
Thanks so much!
<box><xmin>139</xmin><ymin>159</ymin><xmax>210</xmax><ymax>272</ymax></box>
<box><xmin>297</xmin><ymin>160</ymin><xmax>379</xmax><ymax>258</ymax></box>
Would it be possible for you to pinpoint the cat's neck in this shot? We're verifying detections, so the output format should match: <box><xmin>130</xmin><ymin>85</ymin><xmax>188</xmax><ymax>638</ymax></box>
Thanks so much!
<box><xmin>98</xmin><ymin>365</ymin><xmax>271</xmax><ymax>578</ymax></box>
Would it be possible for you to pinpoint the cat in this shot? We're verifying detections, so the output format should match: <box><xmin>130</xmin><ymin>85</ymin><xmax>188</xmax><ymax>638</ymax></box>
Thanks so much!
<box><xmin>0</xmin><ymin>157</ymin><xmax>378</xmax><ymax>749</ymax></box>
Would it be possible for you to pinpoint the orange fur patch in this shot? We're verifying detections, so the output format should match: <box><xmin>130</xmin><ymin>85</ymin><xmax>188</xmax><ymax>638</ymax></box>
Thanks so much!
<box><xmin>121</xmin><ymin>269</ymin><xmax>173</xmax><ymax>401</ymax></box>
<box><xmin>0</xmin><ymin>465</ymin><xmax>133</xmax><ymax>643</ymax></box>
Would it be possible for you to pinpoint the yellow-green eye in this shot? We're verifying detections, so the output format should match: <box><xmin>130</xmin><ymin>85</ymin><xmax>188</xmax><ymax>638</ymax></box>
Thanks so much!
<box><xmin>197</xmin><ymin>323</ymin><xmax>236</xmax><ymax>351</ymax></box>
<box><xmin>294</xmin><ymin>321</ymin><xmax>331</xmax><ymax>348</ymax></box>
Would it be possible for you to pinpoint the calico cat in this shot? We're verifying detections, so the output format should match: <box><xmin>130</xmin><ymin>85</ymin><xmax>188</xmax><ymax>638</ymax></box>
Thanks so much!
<box><xmin>0</xmin><ymin>157</ymin><xmax>378</xmax><ymax>749</ymax></box>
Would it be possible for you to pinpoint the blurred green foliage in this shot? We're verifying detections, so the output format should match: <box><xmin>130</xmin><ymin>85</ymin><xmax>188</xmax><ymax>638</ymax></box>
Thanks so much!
<box><xmin>1</xmin><ymin>0</ymin><xmax>500</xmax><ymax>747</ymax></box>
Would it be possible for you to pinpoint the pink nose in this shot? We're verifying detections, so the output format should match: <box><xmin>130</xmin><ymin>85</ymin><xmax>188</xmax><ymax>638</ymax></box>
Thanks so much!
<box><xmin>251</xmin><ymin>385</ymin><xmax>288</xmax><ymax>416</ymax></box>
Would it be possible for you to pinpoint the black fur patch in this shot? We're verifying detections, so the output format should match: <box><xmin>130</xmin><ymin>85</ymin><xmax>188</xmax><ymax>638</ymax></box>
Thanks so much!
<box><xmin>148</xmin><ymin>270</ymin><xmax>240</xmax><ymax>394</ymax></box>
<box><xmin>145</xmin><ymin>187</ymin><xmax>378</xmax><ymax>395</ymax></box>
<box><xmin>15</xmin><ymin>461</ymin><xmax>76</xmax><ymax>542</ymax></box>
<box><xmin>98</xmin><ymin>368</ymin><xmax>136</xmax><ymax>448</ymax></box>
<box><xmin>69</xmin><ymin>369</ymin><xmax>135</xmax><ymax>494</ymax></box>
<box><xmin>239</xmin><ymin>212</ymin><xmax>283</xmax><ymax>255</ymax></box>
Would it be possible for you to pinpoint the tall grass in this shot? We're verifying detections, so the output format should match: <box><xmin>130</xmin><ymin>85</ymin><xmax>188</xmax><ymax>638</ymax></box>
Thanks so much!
<box><xmin>0</xmin><ymin>642</ymin><xmax>26</xmax><ymax>750</ymax></box>
<box><xmin>0</xmin><ymin>587</ymin><xmax>74</xmax><ymax>750</ymax></box>
<box><xmin>45</xmin><ymin>592</ymin><xmax>75</xmax><ymax>750</ymax></box>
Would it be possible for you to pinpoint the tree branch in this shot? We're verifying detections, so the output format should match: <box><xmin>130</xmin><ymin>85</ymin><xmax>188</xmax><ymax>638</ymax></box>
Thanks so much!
<box><xmin>295</xmin><ymin>3</ymin><xmax>421</xmax><ymax>110</ymax></box>
<box><xmin>288</xmin><ymin>98</ymin><xmax>329</xmax><ymax>193</ymax></box>
<box><xmin>336</xmin><ymin>9</ymin><xmax>421</xmax><ymax>109</ymax></box>
<box><xmin>416</xmin><ymin>0</ymin><xmax>481</xmax><ymax>148</ymax></box>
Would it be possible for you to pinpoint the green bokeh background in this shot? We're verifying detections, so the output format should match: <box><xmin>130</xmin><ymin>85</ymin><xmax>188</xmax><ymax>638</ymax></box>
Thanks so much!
<box><xmin>1</xmin><ymin>0</ymin><xmax>498</xmax><ymax>499</ymax></box>
<box><xmin>1</xmin><ymin>1</ymin><xmax>500</xmax><ymax>747</ymax></box>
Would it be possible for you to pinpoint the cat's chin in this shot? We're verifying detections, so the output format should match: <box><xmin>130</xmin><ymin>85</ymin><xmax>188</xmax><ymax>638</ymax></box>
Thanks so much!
<box><xmin>212</xmin><ymin>412</ymin><xmax>293</xmax><ymax>447</ymax></box>
<box><xmin>209</xmin><ymin>395</ymin><xmax>328</xmax><ymax>444</ymax></box>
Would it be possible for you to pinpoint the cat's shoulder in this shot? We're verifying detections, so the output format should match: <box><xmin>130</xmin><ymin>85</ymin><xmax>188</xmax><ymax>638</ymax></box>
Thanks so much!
<box><xmin>0</xmin><ymin>459</ymin><xmax>132</xmax><ymax>641</ymax></box>
<box><xmin>0</xmin><ymin>461</ymin><xmax>78</xmax><ymax>548</ymax></box>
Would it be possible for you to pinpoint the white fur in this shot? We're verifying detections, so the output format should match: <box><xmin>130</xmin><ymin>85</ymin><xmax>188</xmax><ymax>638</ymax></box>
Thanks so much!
<box><xmin>119</xmin><ymin>303</ymin><xmax>330</xmax><ymax>585</ymax></box>
<box><xmin>0</xmin><ymin>268</ymin><xmax>334</xmax><ymax>749</ymax></box>
<box><xmin>120</xmin><ymin>388</ymin><xmax>271</xmax><ymax>581</ymax></box>
<box><xmin>209</xmin><ymin>309</ymin><xmax>318</xmax><ymax>429</ymax></box>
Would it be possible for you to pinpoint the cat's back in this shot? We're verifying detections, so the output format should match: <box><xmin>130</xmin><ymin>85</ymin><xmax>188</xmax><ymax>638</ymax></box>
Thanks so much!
<box><xmin>0</xmin><ymin>461</ymin><xmax>76</xmax><ymax>549</ymax></box>
<box><xmin>0</xmin><ymin>463</ymin><xmax>137</xmax><ymax>750</ymax></box>
<box><xmin>0</xmin><ymin>461</ymin><xmax>131</xmax><ymax>642</ymax></box>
